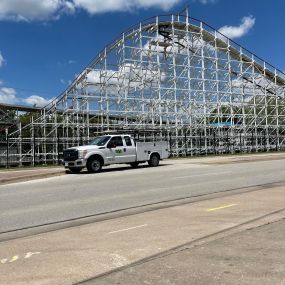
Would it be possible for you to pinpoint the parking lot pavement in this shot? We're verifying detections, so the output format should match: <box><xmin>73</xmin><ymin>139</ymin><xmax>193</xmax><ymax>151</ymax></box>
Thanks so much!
<box><xmin>83</xmin><ymin>219</ymin><xmax>285</xmax><ymax>285</ymax></box>
<box><xmin>0</xmin><ymin>167</ymin><xmax>65</xmax><ymax>185</ymax></box>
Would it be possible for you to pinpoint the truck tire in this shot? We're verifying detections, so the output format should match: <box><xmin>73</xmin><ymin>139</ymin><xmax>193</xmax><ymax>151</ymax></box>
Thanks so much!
<box><xmin>87</xmin><ymin>157</ymin><xmax>102</xmax><ymax>173</ymax></box>
<box><xmin>148</xmin><ymin>153</ymin><xmax>160</xmax><ymax>167</ymax></box>
<box><xmin>69</xmin><ymin>167</ymin><xmax>83</xmax><ymax>174</ymax></box>
<box><xmin>130</xmin><ymin>162</ymin><xmax>139</xmax><ymax>168</ymax></box>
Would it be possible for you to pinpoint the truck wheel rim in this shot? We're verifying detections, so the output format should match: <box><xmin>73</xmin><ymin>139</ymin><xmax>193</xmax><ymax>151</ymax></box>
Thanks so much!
<box><xmin>92</xmin><ymin>161</ymin><xmax>100</xmax><ymax>171</ymax></box>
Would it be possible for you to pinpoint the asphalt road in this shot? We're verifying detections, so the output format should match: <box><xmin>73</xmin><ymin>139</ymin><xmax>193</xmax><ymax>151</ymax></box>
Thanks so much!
<box><xmin>1</xmin><ymin>155</ymin><xmax>285</xmax><ymax>234</ymax></box>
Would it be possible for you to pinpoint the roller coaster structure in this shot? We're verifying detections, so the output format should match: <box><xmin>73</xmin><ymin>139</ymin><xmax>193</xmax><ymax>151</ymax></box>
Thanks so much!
<box><xmin>1</xmin><ymin>8</ymin><xmax>285</xmax><ymax>166</ymax></box>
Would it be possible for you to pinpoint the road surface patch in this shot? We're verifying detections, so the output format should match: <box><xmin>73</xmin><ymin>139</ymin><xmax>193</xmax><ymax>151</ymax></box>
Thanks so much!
<box><xmin>175</xmin><ymin>171</ymin><xmax>232</xmax><ymax>179</ymax></box>
<box><xmin>206</xmin><ymin>204</ymin><xmax>237</xmax><ymax>212</ymax></box>
<box><xmin>108</xmin><ymin>224</ymin><xmax>148</xmax><ymax>234</ymax></box>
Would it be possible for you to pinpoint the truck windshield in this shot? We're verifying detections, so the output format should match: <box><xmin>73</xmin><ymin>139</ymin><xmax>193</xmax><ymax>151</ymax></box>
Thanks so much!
<box><xmin>89</xmin><ymin>136</ymin><xmax>111</xmax><ymax>146</ymax></box>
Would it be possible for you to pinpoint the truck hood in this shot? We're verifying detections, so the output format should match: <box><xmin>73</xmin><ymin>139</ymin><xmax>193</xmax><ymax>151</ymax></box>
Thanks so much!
<box><xmin>67</xmin><ymin>145</ymin><xmax>103</xmax><ymax>151</ymax></box>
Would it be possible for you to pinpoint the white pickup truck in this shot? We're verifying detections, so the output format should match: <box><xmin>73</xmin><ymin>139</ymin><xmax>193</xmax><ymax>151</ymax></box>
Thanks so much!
<box><xmin>63</xmin><ymin>134</ymin><xmax>169</xmax><ymax>173</ymax></box>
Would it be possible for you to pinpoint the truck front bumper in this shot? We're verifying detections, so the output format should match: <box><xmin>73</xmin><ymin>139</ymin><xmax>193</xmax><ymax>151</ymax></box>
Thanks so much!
<box><xmin>64</xmin><ymin>159</ymin><xmax>86</xmax><ymax>168</ymax></box>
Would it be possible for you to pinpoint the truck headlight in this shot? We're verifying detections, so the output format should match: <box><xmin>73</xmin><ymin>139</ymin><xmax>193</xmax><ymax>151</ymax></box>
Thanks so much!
<box><xmin>78</xmin><ymin>150</ymin><xmax>87</xmax><ymax>158</ymax></box>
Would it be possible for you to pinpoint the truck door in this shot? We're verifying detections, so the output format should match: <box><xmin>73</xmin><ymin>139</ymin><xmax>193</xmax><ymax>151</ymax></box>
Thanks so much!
<box><xmin>106</xmin><ymin>136</ymin><xmax>125</xmax><ymax>163</ymax></box>
<box><xmin>123</xmin><ymin>136</ymin><xmax>137</xmax><ymax>163</ymax></box>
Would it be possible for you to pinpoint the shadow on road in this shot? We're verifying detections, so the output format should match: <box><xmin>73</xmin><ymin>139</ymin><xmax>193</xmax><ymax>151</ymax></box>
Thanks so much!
<box><xmin>66</xmin><ymin>163</ymin><xmax>172</xmax><ymax>175</ymax></box>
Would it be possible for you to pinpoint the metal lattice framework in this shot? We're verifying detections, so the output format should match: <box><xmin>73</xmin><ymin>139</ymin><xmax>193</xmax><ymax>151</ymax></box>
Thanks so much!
<box><xmin>3</xmin><ymin>9</ymin><xmax>285</xmax><ymax>165</ymax></box>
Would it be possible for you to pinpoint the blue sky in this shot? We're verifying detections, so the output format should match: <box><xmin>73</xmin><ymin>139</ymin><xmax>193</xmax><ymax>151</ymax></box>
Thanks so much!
<box><xmin>0</xmin><ymin>0</ymin><xmax>285</xmax><ymax>106</ymax></box>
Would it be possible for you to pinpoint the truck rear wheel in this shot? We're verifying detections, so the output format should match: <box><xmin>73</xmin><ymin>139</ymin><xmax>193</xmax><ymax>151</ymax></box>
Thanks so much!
<box><xmin>87</xmin><ymin>157</ymin><xmax>102</xmax><ymax>173</ymax></box>
<box><xmin>130</xmin><ymin>162</ymin><xmax>139</xmax><ymax>168</ymax></box>
<box><xmin>148</xmin><ymin>154</ymin><xmax>160</xmax><ymax>167</ymax></box>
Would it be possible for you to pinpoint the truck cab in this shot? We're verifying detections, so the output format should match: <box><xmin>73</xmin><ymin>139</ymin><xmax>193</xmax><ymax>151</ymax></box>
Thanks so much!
<box><xmin>63</xmin><ymin>134</ymin><xmax>169</xmax><ymax>173</ymax></box>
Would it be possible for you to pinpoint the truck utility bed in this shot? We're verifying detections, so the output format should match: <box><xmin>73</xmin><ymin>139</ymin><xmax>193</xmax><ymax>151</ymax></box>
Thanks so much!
<box><xmin>136</xmin><ymin>141</ymin><xmax>169</xmax><ymax>162</ymax></box>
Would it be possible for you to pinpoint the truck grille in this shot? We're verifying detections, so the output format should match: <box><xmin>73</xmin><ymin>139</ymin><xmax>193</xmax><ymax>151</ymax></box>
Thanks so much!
<box><xmin>63</xmin><ymin>149</ymin><xmax>78</xmax><ymax>161</ymax></box>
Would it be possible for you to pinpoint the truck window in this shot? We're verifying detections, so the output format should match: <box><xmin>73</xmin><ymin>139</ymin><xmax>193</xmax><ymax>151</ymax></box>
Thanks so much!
<box><xmin>109</xmin><ymin>136</ymin><xmax>123</xmax><ymax>147</ymax></box>
<box><xmin>89</xmin><ymin>136</ymin><xmax>111</xmax><ymax>146</ymax></box>
<box><xmin>124</xmin><ymin>136</ymin><xmax>132</xmax><ymax>146</ymax></box>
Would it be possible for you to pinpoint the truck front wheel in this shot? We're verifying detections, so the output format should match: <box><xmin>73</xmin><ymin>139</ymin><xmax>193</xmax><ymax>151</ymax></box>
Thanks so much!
<box><xmin>69</xmin><ymin>167</ymin><xmax>83</xmax><ymax>174</ymax></box>
<box><xmin>148</xmin><ymin>154</ymin><xmax>160</xmax><ymax>167</ymax></box>
<box><xmin>87</xmin><ymin>157</ymin><xmax>102</xmax><ymax>173</ymax></box>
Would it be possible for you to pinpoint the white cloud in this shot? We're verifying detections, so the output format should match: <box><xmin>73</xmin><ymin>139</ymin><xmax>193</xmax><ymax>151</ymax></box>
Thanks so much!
<box><xmin>87</xmin><ymin>63</ymin><xmax>165</xmax><ymax>85</ymax></box>
<box><xmin>0</xmin><ymin>51</ymin><xmax>4</xmax><ymax>67</ymax></box>
<box><xmin>0</xmin><ymin>0</ymin><xmax>180</xmax><ymax>21</ymax></box>
<box><xmin>23</xmin><ymin>95</ymin><xmax>53</xmax><ymax>107</ymax></box>
<box><xmin>0</xmin><ymin>0</ymin><xmax>74</xmax><ymax>21</ymax></box>
<box><xmin>77</xmin><ymin>63</ymin><xmax>166</xmax><ymax>97</ymax></box>
<box><xmin>197</xmin><ymin>0</ymin><xmax>217</xmax><ymax>4</ymax></box>
<box><xmin>0</xmin><ymin>87</ymin><xmax>17</xmax><ymax>104</ymax></box>
<box><xmin>0</xmin><ymin>85</ymin><xmax>54</xmax><ymax>107</ymax></box>
<box><xmin>218</xmin><ymin>15</ymin><xmax>255</xmax><ymax>39</ymax></box>
<box><xmin>143</xmin><ymin>33</ymin><xmax>215</xmax><ymax>58</ymax></box>
<box><xmin>73</xmin><ymin>0</ymin><xmax>180</xmax><ymax>14</ymax></box>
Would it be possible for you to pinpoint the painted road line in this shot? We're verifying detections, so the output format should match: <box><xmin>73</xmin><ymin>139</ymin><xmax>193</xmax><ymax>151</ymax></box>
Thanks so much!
<box><xmin>1</xmin><ymin>252</ymin><xmax>41</xmax><ymax>265</ymax></box>
<box><xmin>108</xmin><ymin>224</ymin><xmax>148</xmax><ymax>234</ymax></box>
<box><xmin>8</xmin><ymin>256</ymin><xmax>19</xmax><ymax>263</ymax></box>
<box><xmin>175</xmin><ymin>171</ymin><xmax>232</xmax><ymax>179</ymax></box>
<box><xmin>206</xmin><ymin>204</ymin><xmax>237</xmax><ymax>212</ymax></box>
<box><xmin>24</xmin><ymin>252</ymin><xmax>41</xmax><ymax>259</ymax></box>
